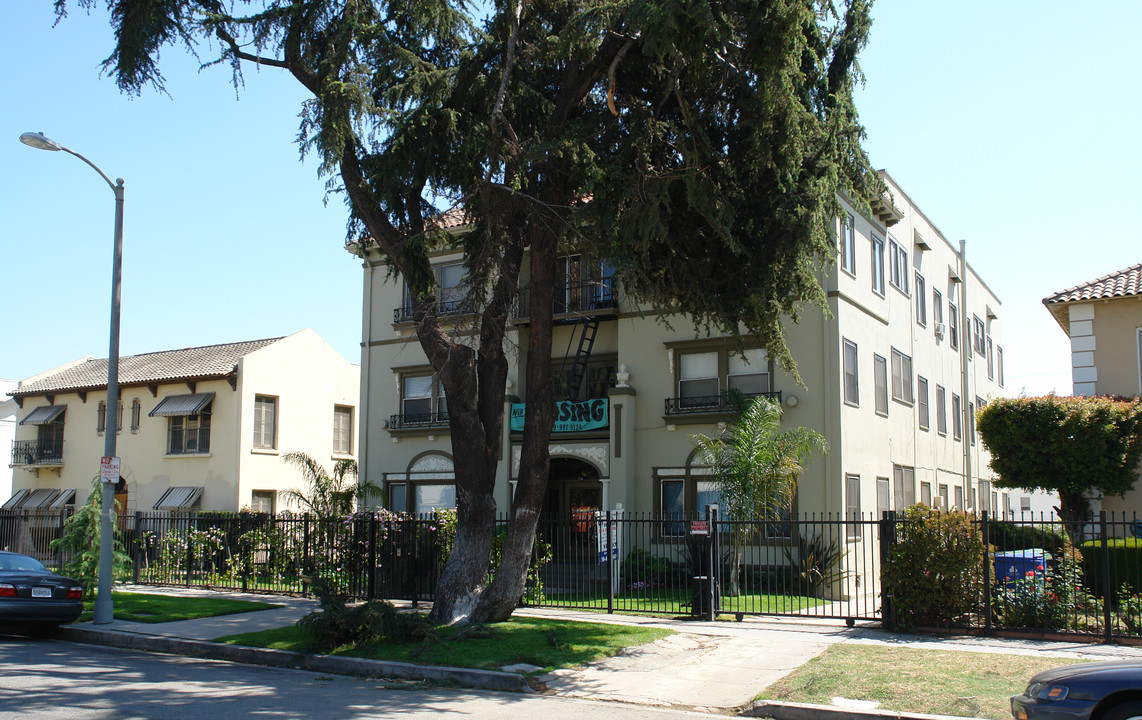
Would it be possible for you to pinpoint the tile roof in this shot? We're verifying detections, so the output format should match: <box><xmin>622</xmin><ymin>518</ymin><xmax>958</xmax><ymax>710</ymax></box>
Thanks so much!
<box><xmin>11</xmin><ymin>337</ymin><xmax>283</xmax><ymax>398</ymax></box>
<box><xmin>1044</xmin><ymin>263</ymin><xmax>1142</xmax><ymax>305</ymax></box>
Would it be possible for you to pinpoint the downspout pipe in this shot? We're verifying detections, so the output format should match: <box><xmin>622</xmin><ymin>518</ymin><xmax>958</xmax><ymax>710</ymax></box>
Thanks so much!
<box><xmin>959</xmin><ymin>240</ymin><xmax>972</xmax><ymax>510</ymax></box>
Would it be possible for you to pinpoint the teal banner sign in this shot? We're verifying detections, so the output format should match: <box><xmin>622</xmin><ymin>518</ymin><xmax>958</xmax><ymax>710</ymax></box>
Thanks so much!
<box><xmin>510</xmin><ymin>399</ymin><xmax>608</xmax><ymax>433</ymax></box>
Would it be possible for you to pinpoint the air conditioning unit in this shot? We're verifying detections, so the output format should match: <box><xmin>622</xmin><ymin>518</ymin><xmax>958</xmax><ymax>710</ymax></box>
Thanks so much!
<box><xmin>934</xmin><ymin>322</ymin><xmax>946</xmax><ymax>338</ymax></box>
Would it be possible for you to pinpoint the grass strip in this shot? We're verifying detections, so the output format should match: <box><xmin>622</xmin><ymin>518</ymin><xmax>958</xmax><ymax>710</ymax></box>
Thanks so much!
<box><xmin>758</xmin><ymin>644</ymin><xmax>1089</xmax><ymax>720</ymax></box>
<box><xmin>217</xmin><ymin>615</ymin><xmax>673</xmax><ymax>673</ymax></box>
<box><xmin>79</xmin><ymin>592</ymin><xmax>280</xmax><ymax>624</ymax></box>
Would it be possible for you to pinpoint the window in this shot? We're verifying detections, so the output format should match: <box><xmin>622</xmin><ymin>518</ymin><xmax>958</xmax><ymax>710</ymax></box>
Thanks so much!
<box><xmin>936</xmin><ymin>385</ymin><xmax>947</xmax><ymax>436</ymax></box>
<box><xmin>876</xmin><ymin>477</ymin><xmax>890</xmax><ymax>517</ymax></box>
<box><xmin>253</xmin><ymin>395</ymin><xmax>277</xmax><ymax>449</ymax></box>
<box><xmin>96</xmin><ymin>401</ymin><xmax>123</xmax><ymax>433</ymax></box>
<box><xmin>998</xmin><ymin>346</ymin><xmax>1005</xmax><ymax>387</ymax></box>
<box><xmin>842</xmin><ymin>339</ymin><xmax>859</xmax><ymax>406</ymax></box>
<box><xmin>915</xmin><ymin>273</ymin><xmax>927</xmax><ymax>326</ymax></box>
<box><xmin>553</xmin><ymin>254</ymin><xmax>617</xmax><ymax>314</ymax></box>
<box><xmin>870</xmin><ymin>233</ymin><xmax>885</xmax><ymax>296</ymax></box>
<box><xmin>130</xmin><ymin>398</ymin><xmax>141</xmax><ymax>433</ymax></box>
<box><xmin>671</xmin><ymin>346</ymin><xmax>770</xmax><ymax>413</ymax></box>
<box><xmin>888</xmin><ymin>238</ymin><xmax>909</xmax><ymax>294</ymax></box>
<box><xmin>845</xmin><ymin>474</ymin><xmax>861</xmax><ymax>539</ymax></box>
<box><xmin>890</xmin><ymin>349</ymin><xmax>913</xmax><ymax>404</ymax></box>
<box><xmin>333</xmin><ymin>405</ymin><xmax>353</xmax><ymax>455</ymax></box>
<box><xmin>952</xmin><ymin>393</ymin><xmax>962</xmax><ymax>441</ymax></box>
<box><xmin>920</xmin><ymin>481</ymin><xmax>932</xmax><ymax>506</ymax></box>
<box><xmin>973</xmin><ymin>315</ymin><xmax>986</xmax><ymax>356</ymax></box>
<box><xmin>987</xmin><ymin>336</ymin><xmax>994</xmax><ymax>380</ymax></box>
<box><xmin>948</xmin><ymin>299</ymin><xmax>959</xmax><ymax>350</ymax></box>
<box><xmin>840</xmin><ymin>213</ymin><xmax>856</xmax><ymax>275</ymax></box>
<box><xmin>954</xmin><ymin>485</ymin><xmax>964</xmax><ymax>511</ymax></box>
<box><xmin>400</xmin><ymin>261</ymin><xmax>469</xmax><ymax>319</ymax></box>
<box><xmin>399</xmin><ymin>374</ymin><xmax>448</xmax><ymax>425</ymax></box>
<box><xmin>969</xmin><ymin>401</ymin><xmax>976</xmax><ymax>446</ymax></box>
<box><xmin>938</xmin><ymin>484</ymin><xmax>949</xmax><ymax>511</ymax></box>
<box><xmin>169</xmin><ymin>404</ymin><xmax>211</xmax><ymax>454</ymax></box>
<box><xmin>873</xmin><ymin>353</ymin><xmax>888</xmax><ymax>416</ymax></box>
<box><xmin>933</xmin><ymin>288</ymin><xmax>943</xmax><ymax>327</ymax></box>
<box><xmin>414</xmin><ymin>484</ymin><xmax>456</xmax><ymax>513</ymax></box>
<box><xmin>893</xmin><ymin>465</ymin><xmax>915</xmax><ymax>510</ymax></box>
<box><xmin>917</xmin><ymin>376</ymin><xmax>930</xmax><ymax>431</ymax></box>
<box><xmin>251</xmin><ymin>490</ymin><xmax>275</xmax><ymax>515</ymax></box>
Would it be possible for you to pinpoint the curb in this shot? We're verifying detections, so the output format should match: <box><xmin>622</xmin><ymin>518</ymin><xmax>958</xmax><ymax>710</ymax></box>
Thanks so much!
<box><xmin>742</xmin><ymin>700</ymin><xmax>976</xmax><ymax>720</ymax></box>
<box><xmin>58</xmin><ymin>626</ymin><xmax>531</xmax><ymax>693</ymax></box>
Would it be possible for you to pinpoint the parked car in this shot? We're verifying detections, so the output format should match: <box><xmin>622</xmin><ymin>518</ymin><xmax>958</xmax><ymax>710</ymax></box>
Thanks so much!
<box><xmin>1012</xmin><ymin>661</ymin><xmax>1142</xmax><ymax>720</ymax></box>
<box><xmin>0</xmin><ymin>551</ymin><xmax>84</xmax><ymax>637</ymax></box>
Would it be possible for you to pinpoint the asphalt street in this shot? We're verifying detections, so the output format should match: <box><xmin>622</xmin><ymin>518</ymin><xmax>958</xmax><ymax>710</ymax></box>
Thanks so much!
<box><xmin>0</xmin><ymin>638</ymin><xmax>719</xmax><ymax>720</ymax></box>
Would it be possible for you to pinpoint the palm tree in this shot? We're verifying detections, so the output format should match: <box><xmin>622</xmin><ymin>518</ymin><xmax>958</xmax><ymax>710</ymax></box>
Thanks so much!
<box><xmin>692</xmin><ymin>396</ymin><xmax>827</xmax><ymax>595</ymax></box>
<box><xmin>281</xmin><ymin>452</ymin><xmax>381</xmax><ymax>521</ymax></box>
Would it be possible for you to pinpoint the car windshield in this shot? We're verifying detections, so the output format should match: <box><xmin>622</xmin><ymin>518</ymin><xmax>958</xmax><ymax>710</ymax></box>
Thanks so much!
<box><xmin>0</xmin><ymin>554</ymin><xmax>47</xmax><ymax>572</ymax></box>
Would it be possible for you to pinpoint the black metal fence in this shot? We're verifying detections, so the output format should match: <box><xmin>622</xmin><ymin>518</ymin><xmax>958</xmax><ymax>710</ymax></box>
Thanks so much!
<box><xmin>7</xmin><ymin>506</ymin><xmax>1142</xmax><ymax>641</ymax></box>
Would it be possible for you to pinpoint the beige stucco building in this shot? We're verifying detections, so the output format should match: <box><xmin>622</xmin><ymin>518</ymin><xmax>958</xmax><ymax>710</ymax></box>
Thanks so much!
<box><xmin>1044</xmin><ymin>263</ymin><xmax>1142</xmax><ymax>513</ymax></box>
<box><xmin>350</xmin><ymin>171</ymin><xmax>1007</xmax><ymax>524</ymax></box>
<box><xmin>4</xmin><ymin>329</ymin><xmax>359</xmax><ymax>515</ymax></box>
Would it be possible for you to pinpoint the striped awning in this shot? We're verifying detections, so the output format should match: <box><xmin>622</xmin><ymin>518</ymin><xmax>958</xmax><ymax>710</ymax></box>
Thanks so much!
<box><xmin>149</xmin><ymin>393</ymin><xmax>215</xmax><ymax>418</ymax></box>
<box><xmin>49</xmin><ymin>489</ymin><xmax>77</xmax><ymax>509</ymax></box>
<box><xmin>154</xmin><ymin>486</ymin><xmax>203</xmax><ymax>511</ymax></box>
<box><xmin>20</xmin><ymin>405</ymin><xmax>66</xmax><ymax>425</ymax></box>
<box><xmin>1</xmin><ymin>490</ymin><xmax>28</xmax><ymax>510</ymax></box>
<box><xmin>21</xmin><ymin>489</ymin><xmax>59</xmax><ymax>509</ymax></box>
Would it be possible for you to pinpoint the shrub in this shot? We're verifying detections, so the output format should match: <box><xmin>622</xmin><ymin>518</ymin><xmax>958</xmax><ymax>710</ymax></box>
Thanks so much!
<box><xmin>783</xmin><ymin>534</ymin><xmax>847</xmax><ymax>598</ymax></box>
<box><xmin>1080</xmin><ymin>538</ymin><xmax>1142</xmax><ymax>599</ymax></box>
<box><xmin>50</xmin><ymin>479</ymin><xmax>131</xmax><ymax>598</ymax></box>
<box><xmin>881</xmin><ymin>505</ymin><xmax>989</xmax><ymax>630</ymax></box>
<box><xmin>489</xmin><ymin>526</ymin><xmax>551</xmax><ymax>605</ymax></box>
<box><xmin>621</xmin><ymin>548</ymin><xmax>674</xmax><ymax>590</ymax></box>
<box><xmin>298</xmin><ymin>575</ymin><xmax>427</xmax><ymax>652</ymax></box>
<box><xmin>987</xmin><ymin>521</ymin><xmax>1067</xmax><ymax>555</ymax></box>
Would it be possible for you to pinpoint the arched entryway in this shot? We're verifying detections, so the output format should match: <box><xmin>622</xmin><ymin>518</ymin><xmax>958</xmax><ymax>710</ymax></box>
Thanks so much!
<box><xmin>542</xmin><ymin>457</ymin><xmax>602</xmax><ymax>563</ymax></box>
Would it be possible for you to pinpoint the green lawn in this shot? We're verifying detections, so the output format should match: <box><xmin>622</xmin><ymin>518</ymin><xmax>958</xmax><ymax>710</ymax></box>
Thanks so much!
<box><xmin>539</xmin><ymin>588</ymin><xmax>825</xmax><ymax>617</ymax></box>
<box><xmin>217</xmin><ymin>615</ymin><xmax>673</xmax><ymax>673</ymax></box>
<box><xmin>758</xmin><ymin>644</ymin><xmax>1089</xmax><ymax>720</ymax></box>
<box><xmin>78</xmin><ymin>592</ymin><xmax>281</xmax><ymax>624</ymax></box>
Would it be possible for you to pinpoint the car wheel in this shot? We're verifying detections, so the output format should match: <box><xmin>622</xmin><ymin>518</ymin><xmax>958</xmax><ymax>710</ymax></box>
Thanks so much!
<box><xmin>1104</xmin><ymin>701</ymin><xmax>1142</xmax><ymax>720</ymax></box>
<box><xmin>27</xmin><ymin>623</ymin><xmax>60</xmax><ymax>640</ymax></box>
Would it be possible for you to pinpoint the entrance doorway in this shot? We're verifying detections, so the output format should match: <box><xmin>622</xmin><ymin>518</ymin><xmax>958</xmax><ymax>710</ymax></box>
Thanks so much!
<box><xmin>542</xmin><ymin>458</ymin><xmax>602</xmax><ymax>562</ymax></box>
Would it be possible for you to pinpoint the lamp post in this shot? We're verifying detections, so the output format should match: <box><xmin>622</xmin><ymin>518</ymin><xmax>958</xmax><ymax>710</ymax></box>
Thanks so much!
<box><xmin>20</xmin><ymin>131</ymin><xmax>123</xmax><ymax>625</ymax></box>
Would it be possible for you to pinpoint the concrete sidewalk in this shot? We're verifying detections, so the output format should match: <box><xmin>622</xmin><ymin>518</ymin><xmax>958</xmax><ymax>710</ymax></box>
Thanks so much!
<box><xmin>56</xmin><ymin>585</ymin><xmax>1142</xmax><ymax>715</ymax></box>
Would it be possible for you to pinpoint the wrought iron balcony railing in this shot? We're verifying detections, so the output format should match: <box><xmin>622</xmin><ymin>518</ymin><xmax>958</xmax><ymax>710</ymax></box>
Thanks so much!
<box><xmin>514</xmin><ymin>277</ymin><xmax>617</xmax><ymax>321</ymax></box>
<box><xmin>388</xmin><ymin>411</ymin><xmax>450</xmax><ymax>431</ymax></box>
<box><xmin>11</xmin><ymin>440</ymin><xmax>64</xmax><ymax>467</ymax></box>
<box><xmin>663</xmin><ymin>390</ymin><xmax>782</xmax><ymax>416</ymax></box>
<box><xmin>393</xmin><ymin>293</ymin><xmax>474</xmax><ymax>323</ymax></box>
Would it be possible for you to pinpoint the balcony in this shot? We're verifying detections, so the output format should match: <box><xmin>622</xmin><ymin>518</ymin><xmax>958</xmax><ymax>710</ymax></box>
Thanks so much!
<box><xmin>388</xmin><ymin>411</ymin><xmax>450</xmax><ymax>431</ymax></box>
<box><xmin>11</xmin><ymin>440</ymin><xmax>63</xmax><ymax>467</ymax></box>
<box><xmin>663</xmin><ymin>391</ymin><xmax>782</xmax><ymax>417</ymax></box>
<box><xmin>393</xmin><ymin>292</ymin><xmax>474</xmax><ymax>324</ymax></box>
<box><xmin>513</xmin><ymin>277</ymin><xmax>618</xmax><ymax>324</ymax></box>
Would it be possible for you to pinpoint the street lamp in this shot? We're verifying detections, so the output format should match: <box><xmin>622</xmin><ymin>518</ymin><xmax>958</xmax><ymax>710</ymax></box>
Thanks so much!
<box><xmin>20</xmin><ymin>131</ymin><xmax>124</xmax><ymax>625</ymax></box>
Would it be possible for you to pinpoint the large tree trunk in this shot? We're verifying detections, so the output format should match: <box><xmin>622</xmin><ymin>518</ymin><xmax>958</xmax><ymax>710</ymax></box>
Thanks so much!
<box><xmin>1056</xmin><ymin>488</ymin><xmax>1092</xmax><ymax>545</ymax></box>
<box><xmin>471</xmin><ymin>214</ymin><xmax>559</xmax><ymax>623</ymax></box>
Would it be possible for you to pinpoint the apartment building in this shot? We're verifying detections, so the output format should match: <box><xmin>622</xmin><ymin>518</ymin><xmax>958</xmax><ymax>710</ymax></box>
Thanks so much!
<box><xmin>4</xmin><ymin>329</ymin><xmax>359</xmax><ymax>515</ymax></box>
<box><xmin>1044</xmin><ymin>262</ymin><xmax>1142</xmax><ymax>513</ymax></box>
<box><xmin>350</xmin><ymin>171</ymin><xmax>1006</xmax><ymax>524</ymax></box>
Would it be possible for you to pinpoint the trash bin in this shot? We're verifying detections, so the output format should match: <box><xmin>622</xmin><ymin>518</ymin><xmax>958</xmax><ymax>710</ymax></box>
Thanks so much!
<box><xmin>687</xmin><ymin>531</ymin><xmax>720</xmax><ymax>617</ymax></box>
<box><xmin>993</xmin><ymin>549</ymin><xmax>1049</xmax><ymax>586</ymax></box>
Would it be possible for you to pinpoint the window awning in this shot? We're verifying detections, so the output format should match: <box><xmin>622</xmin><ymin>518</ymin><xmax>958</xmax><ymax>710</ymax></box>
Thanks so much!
<box><xmin>149</xmin><ymin>393</ymin><xmax>215</xmax><ymax>418</ymax></box>
<box><xmin>154</xmin><ymin>486</ymin><xmax>204</xmax><ymax>511</ymax></box>
<box><xmin>2</xmin><ymin>490</ymin><xmax>28</xmax><ymax>510</ymax></box>
<box><xmin>49</xmin><ymin>489</ymin><xmax>77</xmax><ymax>509</ymax></box>
<box><xmin>22</xmin><ymin>489</ymin><xmax>59</xmax><ymax>509</ymax></box>
<box><xmin>20</xmin><ymin>405</ymin><xmax>66</xmax><ymax>425</ymax></box>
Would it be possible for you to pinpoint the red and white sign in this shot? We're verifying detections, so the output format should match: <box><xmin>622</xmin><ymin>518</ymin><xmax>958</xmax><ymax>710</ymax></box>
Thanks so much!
<box><xmin>99</xmin><ymin>456</ymin><xmax>120</xmax><ymax>484</ymax></box>
<box><xmin>690</xmin><ymin>520</ymin><xmax>709</xmax><ymax>535</ymax></box>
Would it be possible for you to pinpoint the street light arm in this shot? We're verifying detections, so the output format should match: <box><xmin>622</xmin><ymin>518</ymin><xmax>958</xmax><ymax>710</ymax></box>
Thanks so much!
<box><xmin>59</xmin><ymin>146</ymin><xmax>119</xmax><ymax>195</ymax></box>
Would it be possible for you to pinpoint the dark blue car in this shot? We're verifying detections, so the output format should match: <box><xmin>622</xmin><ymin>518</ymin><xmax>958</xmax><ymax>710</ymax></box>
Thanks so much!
<box><xmin>1013</xmin><ymin>661</ymin><xmax>1142</xmax><ymax>720</ymax></box>
<box><xmin>0</xmin><ymin>551</ymin><xmax>84</xmax><ymax>637</ymax></box>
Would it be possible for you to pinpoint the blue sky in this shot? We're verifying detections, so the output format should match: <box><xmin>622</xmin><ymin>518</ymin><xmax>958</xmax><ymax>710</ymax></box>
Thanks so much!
<box><xmin>2</xmin><ymin>1</ymin><xmax>1138</xmax><ymax>397</ymax></box>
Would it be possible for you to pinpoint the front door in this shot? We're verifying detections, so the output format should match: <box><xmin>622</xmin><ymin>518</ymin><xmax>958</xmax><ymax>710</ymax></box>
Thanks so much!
<box><xmin>542</xmin><ymin>458</ymin><xmax>602</xmax><ymax>562</ymax></box>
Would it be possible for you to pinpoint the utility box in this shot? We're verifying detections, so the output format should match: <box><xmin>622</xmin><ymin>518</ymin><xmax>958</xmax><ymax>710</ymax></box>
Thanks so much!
<box><xmin>993</xmin><ymin>549</ymin><xmax>1049</xmax><ymax>586</ymax></box>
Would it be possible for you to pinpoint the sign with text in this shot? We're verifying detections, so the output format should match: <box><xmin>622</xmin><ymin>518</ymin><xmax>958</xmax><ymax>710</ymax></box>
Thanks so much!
<box><xmin>510</xmin><ymin>398</ymin><xmax>608</xmax><ymax>433</ymax></box>
<box><xmin>99</xmin><ymin>456</ymin><xmax>120</xmax><ymax>484</ymax></box>
<box><xmin>596</xmin><ymin>511</ymin><xmax>620</xmax><ymax>564</ymax></box>
<box><xmin>689</xmin><ymin>520</ymin><xmax>709</xmax><ymax>535</ymax></box>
